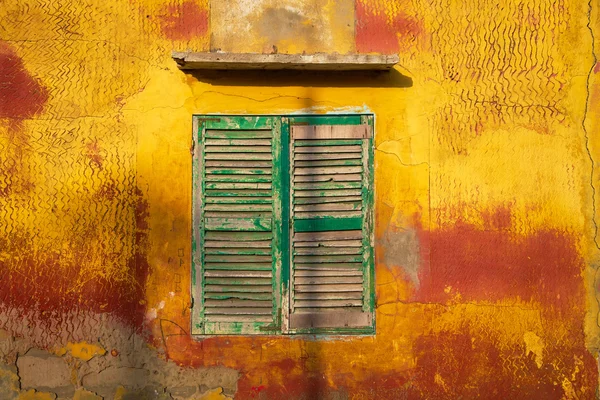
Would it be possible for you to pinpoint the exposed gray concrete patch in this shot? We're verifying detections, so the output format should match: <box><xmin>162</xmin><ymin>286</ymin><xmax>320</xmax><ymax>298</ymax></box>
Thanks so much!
<box><xmin>17</xmin><ymin>348</ymin><xmax>74</xmax><ymax>398</ymax></box>
<box><xmin>115</xmin><ymin>385</ymin><xmax>173</xmax><ymax>400</ymax></box>
<box><xmin>381</xmin><ymin>226</ymin><xmax>421</xmax><ymax>288</ymax></box>
<box><xmin>82</xmin><ymin>366</ymin><xmax>154</xmax><ymax>397</ymax></box>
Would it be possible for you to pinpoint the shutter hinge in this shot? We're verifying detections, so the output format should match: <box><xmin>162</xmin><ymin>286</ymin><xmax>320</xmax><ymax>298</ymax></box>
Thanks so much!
<box><xmin>190</xmin><ymin>297</ymin><xmax>194</xmax><ymax>309</ymax></box>
<box><xmin>190</xmin><ymin>140</ymin><xmax>195</xmax><ymax>156</ymax></box>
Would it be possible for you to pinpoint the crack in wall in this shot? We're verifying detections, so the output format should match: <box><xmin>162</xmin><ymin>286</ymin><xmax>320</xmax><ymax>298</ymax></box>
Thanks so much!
<box><xmin>584</xmin><ymin>0</ymin><xmax>600</xmax><ymax>252</ymax></box>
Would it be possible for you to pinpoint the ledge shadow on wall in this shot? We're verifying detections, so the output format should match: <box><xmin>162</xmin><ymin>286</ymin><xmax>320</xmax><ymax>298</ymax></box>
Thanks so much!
<box><xmin>181</xmin><ymin>68</ymin><xmax>412</xmax><ymax>88</ymax></box>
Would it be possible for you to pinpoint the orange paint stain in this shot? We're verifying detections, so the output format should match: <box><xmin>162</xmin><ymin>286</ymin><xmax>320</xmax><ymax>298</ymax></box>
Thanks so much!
<box><xmin>158</xmin><ymin>1</ymin><xmax>208</xmax><ymax>40</ymax></box>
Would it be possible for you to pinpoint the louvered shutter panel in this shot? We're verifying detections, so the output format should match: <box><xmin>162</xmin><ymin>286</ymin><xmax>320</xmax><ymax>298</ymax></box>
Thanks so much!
<box><xmin>289</xmin><ymin>120</ymin><xmax>374</xmax><ymax>331</ymax></box>
<box><xmin>193</xmin><ymin>117</ymin><xmax>283</xmax><ymax>334</ymax></box>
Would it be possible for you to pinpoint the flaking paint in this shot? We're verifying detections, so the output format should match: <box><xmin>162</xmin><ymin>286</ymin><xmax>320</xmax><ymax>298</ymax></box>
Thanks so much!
<box><xmin>0</xmin><ymin>0</ymin><xmax>599</xmax><ymax>398</ymax></box>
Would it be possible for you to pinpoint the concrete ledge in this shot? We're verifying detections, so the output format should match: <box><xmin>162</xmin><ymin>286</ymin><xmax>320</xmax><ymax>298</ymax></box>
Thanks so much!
<box><xmin>172</xmin><ymin>52</ymin><xmax>399</xmax><ymax>71</ymax></box>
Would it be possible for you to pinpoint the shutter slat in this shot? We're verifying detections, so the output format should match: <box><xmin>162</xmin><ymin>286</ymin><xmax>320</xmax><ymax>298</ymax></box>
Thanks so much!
<box><xmin>294</xmin><ymin>240</ymin><xmax>363</xmax><ymax>248</ymax></box>
<box><xmin>294</xmin><ymin>300</ymin><xmax>363</xmax><ymax>308</ymax></box>
<box><xmin>206</xmin><ymin>189</ymin><xmax>272</xmax><ymax>197</ymax></box>
<box><xmin>205</xmin><ymin>197</ymin><xmax>273</xmax><ymax>205</ymax></box>
<box><xmin>294</xmin><ymin>166</ymin><xmax>362</xmax><ymax>175</ymax></box>
<box><xmin>205</xmin><ymin>262</ymin><xmax>272</xmax><ymax>271</ymax></box>
<box><xmin>205</xmin><ymin>145</ymin><xmax>272</xmax><ymax>153</ymax></box>
<box><xmin>205</xmin><ymin>231</ymin><xmax>272</xmax><ymax>241</ymax></box>
<box><xmin>205</xmin><ymin>153</ymin><xmax>273</xmax><ymax>160</ymax></box>
<box><xmin>205</xmin><ymin>168</ymin><xmax>272</xmax><ymax>175</ymax></box>
<box><xmin>205</xmin><ymin>240</ymin><xmax>272</xmax><ymax>248</ymax></box>
<box><xmin>294</xmin><ymin>174</ymin><xmax>361</xmax><ymax>183</ymax></box>
<box><xmin>205</xmin><ymin>270</ymin><xmax>272</xmax><ymax>278</ymax></box>
<box><xmin>206</xmin><ymin>160</ymin><xmax>272</xmax><ymax>168</ymax></box>
<box><xmin>295</xmin><ymin>291</ymin><xmax>362</xmax><ymax>299</ymax></box>
<box><xmin>205</xmin><ymin>139</ymin><xmax>272</xmax><ymax>146</ymax></box>
<box><xmin>294</xmin><ymin>152</ymin><xmax>362</xmax><ymax>161</ymax></box>
<box><xmin>205</xmin><ymin>285</ymin><xmax>273</xmax><ymax>293</ymax></box>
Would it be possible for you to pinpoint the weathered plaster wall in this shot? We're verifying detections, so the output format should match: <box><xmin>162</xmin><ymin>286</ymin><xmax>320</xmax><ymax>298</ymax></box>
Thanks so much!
<box><xmin>1</xmin><ymin>0</ymin><xmax>599</xmax><ymax>399</ymax></box>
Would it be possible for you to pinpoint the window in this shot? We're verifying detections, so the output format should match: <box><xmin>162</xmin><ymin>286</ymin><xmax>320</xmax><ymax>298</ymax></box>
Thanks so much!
<box><xmin>192</xmin><ymin>114</ymin><xmax>374</xmax><ymax>335</ymax></box>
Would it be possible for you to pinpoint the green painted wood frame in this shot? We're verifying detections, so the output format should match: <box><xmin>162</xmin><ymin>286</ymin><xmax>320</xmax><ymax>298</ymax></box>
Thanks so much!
<box><xmin>192</xmin><ymin>114</ymin><xmax>375</xmax><ymax>335</ymax></box>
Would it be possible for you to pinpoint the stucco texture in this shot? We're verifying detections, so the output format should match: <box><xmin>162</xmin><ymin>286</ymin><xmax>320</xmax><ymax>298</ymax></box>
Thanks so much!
<box><xmin>1</xmin><ymin>0</ymin><xmax>600</xmax><ymax>398</ymax></box>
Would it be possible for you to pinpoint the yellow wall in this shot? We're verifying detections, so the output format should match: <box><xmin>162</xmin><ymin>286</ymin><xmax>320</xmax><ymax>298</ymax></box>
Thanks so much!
<box><xmin>1</xmin><ymin>0</ymin><xmax>600</xmax><ymax>398</ymax></box>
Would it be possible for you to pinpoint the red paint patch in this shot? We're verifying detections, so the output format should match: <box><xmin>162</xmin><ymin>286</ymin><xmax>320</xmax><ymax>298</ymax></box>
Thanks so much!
<box><xmin>0</xmin><ymin>42</ymin><xmax>48</xmax><ymax>124</ymax></box>
<box><xmin>158</xmin><ymin>1</ymin><xmax>208</xmax><ymax>40</ymax></box>
<box><xmin>0</xmin><ymin>187</ymin><xmax>150</xmax><ymax>330</ymax></box>
<box><xmin>355</xmin><ymin>1</ymin><xmax>424</xmax><ymax>53</ymax></box>
<box><xmin>417</xmin><ymin>220</ymin><xmax>585</xmax><ymax>316</ymax></box>
<box><xmin>594</xmin><ymin>62</ymin><xmax>600</xmax><ymax>74</ymax></box>
<box><xmin>408</xmin><ymin>328</ymin><xmax>596</xmax><ymax>399</ymax></box>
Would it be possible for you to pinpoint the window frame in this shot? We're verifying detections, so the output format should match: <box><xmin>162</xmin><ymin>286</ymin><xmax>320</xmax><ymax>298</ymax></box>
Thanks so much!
<box><xmin>192</xmin><ymin>114</ymin><xmax>375</xmax><ymax>336</ymax></box>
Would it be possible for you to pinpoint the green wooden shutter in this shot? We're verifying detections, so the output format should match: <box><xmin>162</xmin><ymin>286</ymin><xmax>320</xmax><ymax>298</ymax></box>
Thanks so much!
<box><xmin>288</xmin><ymin>116</ymin><xmax>374</xmax><ymax>332</ymax></box>
<box><xmin>193</xmin><ymin>116</ymin><xmax>283</xmax><ymax>334</ymax></box>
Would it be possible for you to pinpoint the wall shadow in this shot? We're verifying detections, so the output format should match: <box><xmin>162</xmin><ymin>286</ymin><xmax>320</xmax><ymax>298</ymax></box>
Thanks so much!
<box><xmin>183</xmin><ymin>68</ymin><xmax>412</xmax><ymax>88</ymax></box>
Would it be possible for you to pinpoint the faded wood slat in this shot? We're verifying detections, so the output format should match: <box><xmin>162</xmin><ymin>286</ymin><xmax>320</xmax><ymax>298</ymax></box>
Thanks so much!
<box><xmin>205</xmin><ymin>145</ymin><xmax>272</xmax><ymax>153</ymax></box>
<box><xmin>294</xmin><ymin>263</ymin><xmax>363</xmax><ymax>271</ymax></box>
<box><xmin>293</xmin><ymin>240</ymin><xmax>363</xmax><ymax>248</ymax></box>
<box><xmin>295</xmin><ymin>159</ymin><xmax>362</xmax><ymax>167</ymax></box>
<box><xmin>205</xmin><ymin>197</ymin><xmax>272</xmax><ymax>205</ymax></box>
<box><xmin>204</xmin><ymin>203</ymin><xmax>272</xmax><ymax>211</ymax></box>
<box><xmin>205</xmin><ymin>248</ymin><xmax>272</xmax><ymax>256</ymax></box>
<box><xmin>294</xmin><ymin>291</ymin><xmax>362</xmax><ymax>300</ymax></box>
<box><xmin>294</xmin><ymin>139</ymin><xmax>363</xmax><ymax>147</ymax></box>
<box><xmin>205</xmin><ymin>160</ymin><xmax>272</xmax><ymax>168</ymax></box>
<box><xmin>294</xmin><ymin>145</ymin><xmax>362</xmax><ymax>154</ymax></box>
<box><xmin>204</xmin><ymin>254</ymin><xmax>272</xmax><ymax>263</ymax></box>
<box><xmin>294</xmin><ymin>276</ymin><xmax>363</xmax><ymax>285</ymax></box>
<box><xmin>204</xmin><ymin>292</ymin><xmax>273</xmax><ymax>300</ymax></box>
<box><xmin>204</xmin><ymin>270</ymin><xmax>272</xmax><ymax>278</ymax></box>
<box><xmin>293</xmin><ymin>181</ymin><xmax>361</xmax><ymax>190</ymax></box>
<box><xmin>205</xmin><ymin>168</ymin><xmax>273</xmax><ymax>175</ymax></box>
<box><xmin>294</xmin><ymin>210</ymin><xmax>363</xmax><ymax>219</ymax></box>
<box><xmin>294</xmin><ymin>284</ymin><xmax>363</xmax><ymax>293</ymax></box>
<box><xmin>205</xmin><ymin>189</ymin><xmax>272</xmax><ymax>197</ymax></box>
<box><xmin>293</xmin><ymin>174</ymin><xmax>362</xmax><ymax>183</ymax></box>
<box><xmin>292</xmin><ymin>125</ymin><xmax>370</xmax><ymax>139</ymax></box>
<box><xmin>294</xmin><ymin>247</ymin><xmax>362</xmax><ymax>256</ymax></box>
<box><xmin>204</xmin><ymin>299</ymin><xmax>272</xmax><ymax>307</ymax></box>
<box><xmin>204</xmin><ymin>218</ymin><xmax>272</xmax><ymax>231</ymax></box>
<box><xmin>294</xmin><ymin>152</ymin><xmax>362</xmax><ymax>161</ymax></box>
<box><xmin>204</xmin><ymin>240</ymin><xmax>272</xmax><ymax>248</ymax></box>
<box><xmin>205</xmin><ymin>153</ymin><xmax>273</xmax><ymax>161</ymax></box>
<box><xmin>205</xmin><ymin>231</ymin><xmax>272</xmax><ymax>241</ymax></box>
<box><xmin>205</xmin><ymin>175</ymin><xmax>272</xmax><ymax>183</ymax></box>
<box><xmin>204</xmin><ymin>307</ymin><xmax>272</xmax><ymax>315</ymax></box>
<box><xmin>294</xmin><ymin>202</ymin><xmax>361</xmax><ymax>212</ymax></box>
<box><xmin>204</xmin><ymin>139</ymin><xmax>272</xmax><ymax>146</ymax></box>
<box><xmin>293</xmin><ymin>189</ymin><xmax>362</xmax><ymax>198</ymax></box>
<box><xmin>204</xmin><ymin>284</ymin><xmax>273</xmax><ymax>293</ymax></box>
<box><xmin>204</xmin><ymin>211</ymin><xmax>272</xmax><ymax>218</ymax></box>
<box><xmin>204</xmin><ymin>262</ymin><xmax>272</xmax><ymax>271</ymax></box>
<box><xmin>294</xmin><ymin>166</ymin><xmax>362</xmax><ymax>176</ymax></box>
<box><xmin>293</xmin><ymin>196</ymin><xmax>362</xmax><ymax>205</ymax></box>
<box><xmin>205</xmin><ymin>182</ymin><xmax>272</xmax><ymax>190</ymax></box>
<box><xmin>294</xmin><ymin>299</ymin><xmax>363</xmax><ymax>308</ymax></box>
<box><xmin>294</xmin><ymin>254</ymin><xmax>363</xmax><ymax>263</ymax></box>
<box><xmin>205</xmin><ymin>315</ymin><xmax>273</xmax><ymax>323</ymax></box>
<box><xmin>205</xmin><ymin>277</ymin><xmax>273</xmax><ymax>286</ymax></box>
